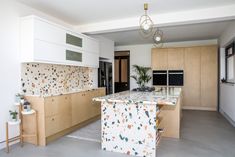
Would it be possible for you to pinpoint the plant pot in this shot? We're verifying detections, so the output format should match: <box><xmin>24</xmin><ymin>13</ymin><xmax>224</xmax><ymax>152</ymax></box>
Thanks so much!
<box><xmin>20</xmin><ymin>99</ymin><xmax>25</xmax><ymax>104</ymax></box>
<box><xmin>11</xmin><ymin>118</ymin><xmax>18</xmax><ymax>122</ymax></box>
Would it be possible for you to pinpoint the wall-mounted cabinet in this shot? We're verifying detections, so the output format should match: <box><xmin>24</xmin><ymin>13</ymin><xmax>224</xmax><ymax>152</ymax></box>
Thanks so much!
<box><xmin>151</xmin><ymin>48</ymin><xmax>184</xmax><ymax>70</ymax></box>
<box><xmin>20</xmin><ymin>15</ymin><xmax>99</xmax><ymax>68</ymax></box>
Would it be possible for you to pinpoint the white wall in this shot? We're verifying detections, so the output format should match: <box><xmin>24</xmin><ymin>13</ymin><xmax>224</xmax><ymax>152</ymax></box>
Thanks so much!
<box><xmin>0</xmin><ymin>0</ymin><xmax>74</xmax><ymax>149</ymax></box>
<box><xmin>115</xmin><ymin>39</ymin><xmax>218</xmax><ymax>90</ymax></box>
<box><xmin>219</xmin><ymin>21</ymin><xmax>235</xmax><ymax>126</ymax></box>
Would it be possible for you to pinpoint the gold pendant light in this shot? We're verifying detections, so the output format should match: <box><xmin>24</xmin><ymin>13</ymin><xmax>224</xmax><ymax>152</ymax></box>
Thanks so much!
<box><xmin>139</xmin><ymin>3</ymin><xmax>154</xmax><ymax>38</ymax></box>
<box><xmin>139</xmin><ymin>3</ymin><xmax>164</xmax><ymax>47</ymax></box>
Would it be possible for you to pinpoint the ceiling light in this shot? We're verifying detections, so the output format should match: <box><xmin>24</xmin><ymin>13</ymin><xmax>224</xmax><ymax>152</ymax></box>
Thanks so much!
<box><xmin>139</xmin><ymin>3</ymin><xmax>164</xmax><ymax>47</ymax></box>
<box><xmin>139</xmin><ymin>3</ymin><xmax>154</xmax><ymax>38</ymax></box>
<box><xmin>153</xmin><ymin>29</ymin><xmax>163</xmax><ymax>47</ymax></box>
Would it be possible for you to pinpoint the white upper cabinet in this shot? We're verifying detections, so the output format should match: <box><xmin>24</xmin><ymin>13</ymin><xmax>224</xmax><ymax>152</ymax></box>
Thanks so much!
<box><xmin>34</xmin><ymin>18</ymin><xmax>66</xmax><ymax>45</ymax></box>
<box><xmin>20</xmin><ymin>15</ymin><xmax>99</xmax><ymax>68</ymax></box>
<box><xmin>84</xmin><ymin>37</ymin><xmax>99</xmax><ymax>54</ymax></box>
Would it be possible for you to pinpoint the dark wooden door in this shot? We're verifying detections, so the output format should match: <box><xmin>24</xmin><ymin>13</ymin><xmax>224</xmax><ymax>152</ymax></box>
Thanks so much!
<box><xmin>114</xmin><ymin>54</ymin><xmax>130</xmax><ymax>93</ymax></box>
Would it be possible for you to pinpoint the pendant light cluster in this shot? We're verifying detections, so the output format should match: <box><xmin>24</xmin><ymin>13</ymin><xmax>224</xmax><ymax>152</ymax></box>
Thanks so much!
<box><xmin>139</xmin><ymin>3</ymin><xmax>163</xmax><ymax>47</ymax></box>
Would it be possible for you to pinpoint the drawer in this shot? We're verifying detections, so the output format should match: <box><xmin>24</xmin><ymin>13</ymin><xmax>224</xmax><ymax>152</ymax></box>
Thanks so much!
<box><xmin>44</xmin><ymin>97</ymin><xmax>59</xmax><ymax>117</ymax></box>
<box><xmin>58</xmin><ymin>114</ymin><xmax>72</xmax><ymax>131</ymax></box>
<box><xmin>45</xmin><ymin>115</ymin><xmax>59</xmax><ymax>137</ymax></box>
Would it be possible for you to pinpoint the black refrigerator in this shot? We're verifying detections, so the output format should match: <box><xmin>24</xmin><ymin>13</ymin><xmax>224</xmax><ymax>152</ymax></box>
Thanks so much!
<box><xmin>98</xmin><ymin>61</ymin><xmax>113</xmax><ymax>95</ymax></box>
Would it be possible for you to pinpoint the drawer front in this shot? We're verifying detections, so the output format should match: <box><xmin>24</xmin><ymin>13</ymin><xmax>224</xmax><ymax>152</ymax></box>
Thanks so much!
<box><xmin>58</xmin><ymin>114</ymin><xmax>72</xmax><ymax>131</ymax></box>
<box><xmin>44</xmin><ymin>97</ymin><xmax>59</xmax><ymax>117</ymax></box>
<box><xmin>45</xmin><ymin>115</ymin><xmax>59</xmax><ymax>137</ymax></box>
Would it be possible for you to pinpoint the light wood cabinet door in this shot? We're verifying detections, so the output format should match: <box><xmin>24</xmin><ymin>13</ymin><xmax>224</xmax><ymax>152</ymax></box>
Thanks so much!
<box><xmin>90</xmin><ymin>89</ymin><xmax>103</xmax><ymax>117</ymax></box>
<box><xmin>44</xmin><ymin>97</ymin><xmax>59</xmax><ymax>117</ymax></box>
<box><xmin>183</xmin><ymin>47</ymin><xmax>201</xmax><ymax>107</ymax></box>
<box><xmin>71</xmin><ymin>92</ymin><xmax>89</xmax><ymax>126</ymax></box>
<box><xmin>200</xmin><ymin>46</ymin><xmax>218</xmax><ymax>110</ymax></box>
<box><xmin>45</xmin><ymin>115</ymin><xmax>59</xmax><ymax>137</ymax></box>
<box><xmin>152</xmin><ymin>48</ymin><xmax>168</xmax><ymax>70</ymax></box>
<box><xmin>167</xmin><ymin>48</ymin><xmax>184</xmax><ymax>70</ymax></box>
<box><xmin>58</xmin><ymin>95</ymin><xmax>72</xmax><ymax>131</ymax></box>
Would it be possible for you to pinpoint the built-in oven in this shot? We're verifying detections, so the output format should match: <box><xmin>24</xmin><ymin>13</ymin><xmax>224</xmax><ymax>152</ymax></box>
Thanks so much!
<box><xmin>152</xmin><ymin>70</ymin><xmax>167</xmax><ymax>86</ymax></box>
<box><xmin>168</xmin><ymin>70</ymin><xmax>184</xmax><ymax>86</ymax></box>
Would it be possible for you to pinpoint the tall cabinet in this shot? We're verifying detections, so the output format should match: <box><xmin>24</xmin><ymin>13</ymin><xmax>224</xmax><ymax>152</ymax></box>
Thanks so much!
<box><xmin>152</xmin><ymin>45</ymin><xmax>218</xmax><ymax>111</ymax></box>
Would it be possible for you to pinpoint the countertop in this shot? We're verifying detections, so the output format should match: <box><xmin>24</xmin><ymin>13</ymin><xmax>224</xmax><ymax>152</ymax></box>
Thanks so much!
<box><xmin>24</xmin><ymin>87</ymin><xmax>106</xmax><ymax>98</ymax></box>
<box><xmin>94</xmin><ymin>87</ymin><xmax>181</xmax><ymax>105</ymax></box>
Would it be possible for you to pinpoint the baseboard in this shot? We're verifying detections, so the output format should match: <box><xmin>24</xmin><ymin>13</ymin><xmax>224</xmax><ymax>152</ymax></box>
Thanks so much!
<box><xmin>182</xmin><ymin>106</ymin><xmax>217</xmax><ymax>111</ymax></box>
<box><xmin>220</xmin><ymin>109</ymin><xmax>235</xmax><ymax>127</ymax></box>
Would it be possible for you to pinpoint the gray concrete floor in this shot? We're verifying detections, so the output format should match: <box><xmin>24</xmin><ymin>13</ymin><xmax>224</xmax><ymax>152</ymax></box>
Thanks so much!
<box><xmin>1</xmin><ymin>110</ymin><xmax>235</xmax><ymax>157</ymax></box>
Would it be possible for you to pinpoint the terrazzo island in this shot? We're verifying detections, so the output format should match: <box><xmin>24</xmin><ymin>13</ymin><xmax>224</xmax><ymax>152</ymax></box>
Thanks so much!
<box><xmin>94</xmin><ymin>88</ymin><xmax>182</xmax><ymax>157</ymax></box>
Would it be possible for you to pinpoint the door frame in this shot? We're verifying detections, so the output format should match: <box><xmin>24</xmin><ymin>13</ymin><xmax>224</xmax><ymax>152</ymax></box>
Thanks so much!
<box><xmin>114</xmin><ymin>51</ymin><xmax>130</xmax><ymax>92</ymax></box>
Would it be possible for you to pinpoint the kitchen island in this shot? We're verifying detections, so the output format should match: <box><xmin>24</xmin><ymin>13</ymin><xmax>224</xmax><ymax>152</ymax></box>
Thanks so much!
<box><xmin>94</xmin><ymin>88</ymin><xmax>182</xmax><ymax>157</ymax></box>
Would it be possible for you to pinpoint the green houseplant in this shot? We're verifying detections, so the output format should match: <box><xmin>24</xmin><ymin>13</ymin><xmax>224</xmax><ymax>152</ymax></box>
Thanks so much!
<box><xmin>9</xmin><ymin>110</ymin><xmax>18</xmax><ymax>122</ymax></box>
<box><xmin>131</xmin><ymin>65</ymin><xmax>154</xmax><ymax>91</ymax></box>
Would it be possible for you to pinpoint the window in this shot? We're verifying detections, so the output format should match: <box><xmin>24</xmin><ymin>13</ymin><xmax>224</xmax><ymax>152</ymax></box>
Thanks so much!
<box><xmin>225</xmin><ymin>42</ymin><xmax>235</xmax><ymax>83</ymax></box>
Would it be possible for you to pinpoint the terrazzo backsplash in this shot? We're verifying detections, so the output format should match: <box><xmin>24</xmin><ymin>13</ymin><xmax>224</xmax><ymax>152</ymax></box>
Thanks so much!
<box><xmin>21</xmin><ymin>63</ymin><xmax>96</xmax><ymax>96</ymax></box>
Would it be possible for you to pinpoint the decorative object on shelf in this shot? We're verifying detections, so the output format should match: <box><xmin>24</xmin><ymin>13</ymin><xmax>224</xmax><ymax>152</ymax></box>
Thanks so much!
<box><xmin>15</xmin><ymin>93</ymin><xmax>24</xmax><ymax>105</ymax></box>
<box><xmin>9</xmin><ymin>110</ymin><xmax>18</xmax><ymax>122</ymax></box>
<box><xmin>22</xmin><ymin>101</ymin><xmax>31</xmax><ymax>112</ymax></box>
<box><xmin>139</xmin><ymin>3</ymin><xmax>154</xmax><ymax>38</ymax></box>
<box><xmin>139</xmin><ymin>3</ymin><xmax>164</xmax><ymax>47</ymax></box>
<box><xmin>153</xmin><ymin>28</ymin><xmax>164</xmax><ymax>47</ymax></box>
<box><xmin>131</xmin><ymin>65</ymin><xmax>154</xmax><ymax>92</ymax></box>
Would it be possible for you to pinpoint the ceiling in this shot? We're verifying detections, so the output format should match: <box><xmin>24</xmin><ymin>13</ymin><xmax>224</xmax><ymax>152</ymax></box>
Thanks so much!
<box><xmin>98</xmin><ymin>21</ymin><xmax>233</xmax><ymax>46</ymax></box>
<box><xmin>16</xmin><ymin>0</ymin><xmax>235</xmax><ymax>25</ymax></box>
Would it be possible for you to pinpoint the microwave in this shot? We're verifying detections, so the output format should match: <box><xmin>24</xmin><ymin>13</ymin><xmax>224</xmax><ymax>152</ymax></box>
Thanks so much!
<box><xmin>152</xmin><ymin>70</ymin><xmax>167</xmax><ymax>86</ymax></box>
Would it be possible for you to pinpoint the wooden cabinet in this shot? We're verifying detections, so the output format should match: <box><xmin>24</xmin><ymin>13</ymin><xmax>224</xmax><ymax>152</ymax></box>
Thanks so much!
<box><xmin>71</xmin><ymin>92</ymin><xmax>89</xmax><ymax>125</ymax></box>
<box><xmin>200</xmin><ymin>46</ymin><xmax>218</xmax><ymax>110</ymax></box>
<box><xmin>152</xmin><ymin>48</ymin><xmax>184</xmax><ymax>70</ymax></box>
<box><xmin>44</xmin><ymin>95</ymin><xmax>72</xmax><ymax>136</ymax></box>
<box><xmin>24</xmin><ymin>88</ymin><xmax>105</xmax><ymax>146</ymax></box>
<box><xmin>45</xmin><ymin>115</ymin><xmax>59</xmax><ymax>137</ymax></box>
<box><xmin>151</xmin><ymin>48</ymin><xmax>168</xmax><ymax>70</ymax></box>
<box><xmin>183</xmin><ymin>47</ymin><xmax>201</xmax><ymax>108</ymax></box>
<box><xmin>167</xmin><ymin>48</ymin><xmax>184</xmax><ymax>70</ymax></box>
<box><xmin>151</xmin><ymin>45</ymin><xmax>218</xmax><ymax>111</ymax></box>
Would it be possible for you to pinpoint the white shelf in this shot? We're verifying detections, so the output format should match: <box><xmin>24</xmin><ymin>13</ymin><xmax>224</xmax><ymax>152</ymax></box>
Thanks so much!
<box><xmin>8</xmin><ymin>119</ymin><xmax>21</xmax><ymax>125</ymax></box>
<box><xmin>21</xmin><ymin>109</ymin><xmax>35</xmax><ymax>115</ymax></box>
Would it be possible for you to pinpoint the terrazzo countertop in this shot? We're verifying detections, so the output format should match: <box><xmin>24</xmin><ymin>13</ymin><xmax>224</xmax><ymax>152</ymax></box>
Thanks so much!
<box><xmin>94</xmin><ymin>87</ymin><xmax>181</xmax><ymax>105</ymax></box>
<box><xmin>25</xmin><ymin>87</ymin><xmax>105</xmax><ymax>98</ymax></box>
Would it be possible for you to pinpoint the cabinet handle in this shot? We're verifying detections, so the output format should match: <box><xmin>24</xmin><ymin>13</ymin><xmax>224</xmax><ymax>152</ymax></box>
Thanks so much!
<box><xmin>52</xmin><ymin>99</ymin><xmax>54</xmax><ymax>102</ymax></box>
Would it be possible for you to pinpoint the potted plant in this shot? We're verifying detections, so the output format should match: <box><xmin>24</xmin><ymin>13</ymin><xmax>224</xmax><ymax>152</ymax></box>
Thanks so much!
<box><xmin>15</xmin><ymin>93</ymin><xmax>24</xmax><ymax>105</ymax></box>
<box><xmin>9</xmin><ymin>110</ymin><xmax>18</xmax><ymax>122</ymax></box>
<box><xmin>130</xmin><ymin>65</ymin><xmax>154</xmax><ymax>92</ymax></box>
